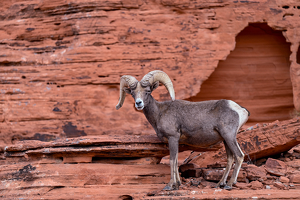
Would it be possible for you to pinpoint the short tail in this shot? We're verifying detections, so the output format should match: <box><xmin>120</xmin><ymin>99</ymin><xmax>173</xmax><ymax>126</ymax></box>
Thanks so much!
<box><xmin>241</xmin><ymin>106</ymin><xmax>250</xmax><ymax>116</ymax></box>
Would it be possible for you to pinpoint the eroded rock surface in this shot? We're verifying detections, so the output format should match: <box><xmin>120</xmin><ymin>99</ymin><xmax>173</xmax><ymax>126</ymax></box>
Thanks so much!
<box><xmin>1</xmin><ymin>118</ymin><xmax>300</xmax><ymax>199</ymax></box>
<box><xmin>1</xmin><ymin>0</ymin><xmax>300</xmax><ymax>199</ymax></box>
<box><xmin>1</xmin><ymin>0</ymin><xmax>300</xmax><ymax>146</ymax></box>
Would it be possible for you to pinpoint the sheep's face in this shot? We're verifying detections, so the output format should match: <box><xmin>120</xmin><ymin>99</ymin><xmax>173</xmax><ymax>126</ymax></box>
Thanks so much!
<box><xmin>124</xmin><ymin>81</ymin><xmax>159</xmax><ymax>110</ymax></box>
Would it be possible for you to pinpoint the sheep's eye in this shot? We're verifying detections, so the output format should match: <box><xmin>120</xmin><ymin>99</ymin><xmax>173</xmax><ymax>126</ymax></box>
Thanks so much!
<box><xmin>145</xmin><ymin>90</ymin><xmax>151</xmax><ymax>94</ymax></box>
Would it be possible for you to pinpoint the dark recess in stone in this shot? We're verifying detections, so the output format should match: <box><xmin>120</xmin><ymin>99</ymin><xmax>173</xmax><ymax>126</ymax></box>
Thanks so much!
<box><xmin>53</xmin><ymin>107</ymin><xmax>62</xmax><ymax>112</ymax></box>
<box><xmin>62</xmin><ymin>122</ymin><xmax>87</xmax><ymax>138</ymax></box>
<box><xmin>297</xmin><ymin>45</ymin><xmax>300</xmax><ymax>64</ymax></box>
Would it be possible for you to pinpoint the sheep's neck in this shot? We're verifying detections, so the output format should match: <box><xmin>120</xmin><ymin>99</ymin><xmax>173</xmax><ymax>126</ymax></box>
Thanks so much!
<box><xmin>143</xmin><ymin>95</ymin><xmax>160</xmax><ymax>132</ymax></box>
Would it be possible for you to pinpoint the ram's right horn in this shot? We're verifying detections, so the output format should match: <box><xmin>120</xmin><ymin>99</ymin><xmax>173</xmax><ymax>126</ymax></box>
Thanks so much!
<box><xmin>116</xmin><ymin>75</ymin><xmax>138</xmax><ymax>110</ymax></box>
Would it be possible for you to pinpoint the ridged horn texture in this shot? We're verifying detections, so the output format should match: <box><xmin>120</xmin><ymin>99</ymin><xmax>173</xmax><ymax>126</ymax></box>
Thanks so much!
<box><xmin>141</xmin><ymin>70</ymin><xmax>175</xmax><ymax>101</ymax></box>
<box><xmin>116</xmin><ymin>75</ymin><xmax>138</xmax><ymax>110</ymax></box>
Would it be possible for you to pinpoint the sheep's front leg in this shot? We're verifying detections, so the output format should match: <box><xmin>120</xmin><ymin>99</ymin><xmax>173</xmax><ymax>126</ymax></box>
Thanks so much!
<box><xmin>163</xmin><ymin>137</ymin><xmax>181</xmax><ymax>190</ymax></box>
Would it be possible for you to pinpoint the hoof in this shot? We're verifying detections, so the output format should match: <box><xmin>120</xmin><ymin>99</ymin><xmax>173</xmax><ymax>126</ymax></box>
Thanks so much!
<box><xmin>163</xmin><ymin>183</ymin><xmax>179</xmax><ymax>191</ymax></box>
<box><xmin>163</xmin><ymin>185</ymin><xmax>173</xmax><ymax>191</ymax></box>
<box><xmin>224</xmin><ymin>185</ymin><xmax>232</xmax><ymax>190</ymax></box>
<box><xmin>216</xmin><ymin>182</ymin><xmax>225</xmax><ymax>188</ymax></box>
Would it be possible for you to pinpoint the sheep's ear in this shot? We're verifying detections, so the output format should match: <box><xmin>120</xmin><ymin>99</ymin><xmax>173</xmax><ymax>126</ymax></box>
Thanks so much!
<box><xmin>151</xmin><ymin>81</ymin><xmax>160</xmax><ymax>91</ymax></box>
<box><xmin>123</xmin><ymin>87</ymin><xmax>131</xmax><ymax>94</ymax></box>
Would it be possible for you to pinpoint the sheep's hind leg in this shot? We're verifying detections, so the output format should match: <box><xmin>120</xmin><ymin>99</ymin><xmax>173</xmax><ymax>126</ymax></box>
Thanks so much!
<box><xmin>225</xmin><ymin>139</ymin><xmax>244</xmax><ymax>189</ymax></box>
<box><xmin>216</xmin><ymin>141</ymin><xmax>234</xmax><ymax>188</ymax></box>
<box><xmin>163</xmin><ymin>137</ymin><xmax>181</xmax><ymax>191</ymax></box>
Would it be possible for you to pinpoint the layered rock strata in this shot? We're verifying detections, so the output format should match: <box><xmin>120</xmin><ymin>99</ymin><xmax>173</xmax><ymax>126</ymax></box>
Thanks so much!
<box><xmin>1</xmin><ymin>118</ymin><xmax>300</xmax><ymax>199</ymax></box>
<box><xmin>1</xmin><ymin>0</ymin><xmax>300</xmax><ymax>146</ymax></box>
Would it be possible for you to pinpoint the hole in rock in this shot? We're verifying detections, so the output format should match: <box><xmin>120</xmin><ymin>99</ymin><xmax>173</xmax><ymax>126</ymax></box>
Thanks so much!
<box><xmin>92</xmin><ymin>157</ymin><xmax>143</xmax><ymax>164</ymax></box>
<box><xmin>119</xmin><ymin>195</ymin><xmax>133</xmax><ymax>200</ymax></box>
<box><xmin>187</xmin><ymin>23</ymin><xmax>293</xmax><ymax>125</ymax></box>
<box><xmin>297</xmin><ymin>44</ymin><xmax>300</xmax><ymax>64</ymax></box>
<box><xmin>98</xmin><ymin>75</ymin><xmax>108</xmax><ymax>78</ymax></box>
<box><xmin>283</xmin><ymin>13</ymin><xmax>294</xmax><ymax>19</ymax></box>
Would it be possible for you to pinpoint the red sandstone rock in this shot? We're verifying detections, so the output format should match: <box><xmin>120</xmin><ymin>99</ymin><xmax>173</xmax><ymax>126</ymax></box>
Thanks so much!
<box><xmin>146</xmin><ymin>189</ymin><xmax>300</xmax><ymax>199</ymax></box>
<box><xmin>235</xmin><ymin>182</ymin><xmax>250</xmax><ymax>189</ymax></box>
<box><xmin>179</xmin><ymin>163</ymin><xmax>199</xmax><ymax>173</ymax></box>
<box><xmin>286</xmin><ymin>159</ymin><xmax>300</xmax><ymax>169</ymax></box>
<box><xmin>188</xmin><ymin>23</ymin><xmax>294</xmax><ymax>124</ymax></box>
<box><xmin>291</xmin><ymin>145</ymin><xmax>300</xmax><ymax>153</ymax></box>
<box><xmin>0</xmin><ymin>0</ymin><xmax>300</xmax><ymax>148</ymax></box>
<box><xmin>199</xmin><ymin>179</ymin><xmax>217</xmax><ymax>189</ymax></box>
<box><xmin>265</xmin><ymin>158</ymin><xmax>287</xmax><ymax>177</ymax></box>
<box><xmin>0</xmin><ymin>162</ymin><xmax>171</xmax><ymax>199</ymax></box>
<box><xmin>202</xmin><ymin>169</ymin><xmax>224</xmax><ymax>181</ymax></box>
<box><xmin>279</xmin><ymin>176</ymin><xmax>289</xmax><ymax>183</ymax></box>
<box><xmin>273</xmin><ymin>182</ymin><xmax>286</xmax><ymax>190</ymax></box>
<box><xmin>202</xmin><ymin>168</ymin><xmax>247</xmax><ymax>183</ymax></box>
<box><xmin>244</xmin><ymin>164</ymin><xmax>267</xmax><ymax>181</ymax></box>
<box><xmin>1</xmin><ymin>0</ymin><xmax>300</xmax><ymax>199</ymax></box>
<box><xmin>249</xmin><ymin>181</ymin><xmax>263</xmax><ymax>190</ymax></box>
<box><xmin>289</xmin><ymin>173</ymin><xmax>300</xmax><ymax>184</ymax></box>
<box><xmin>207</xmin><ymin>162</ymin><xmax>228</xmax><ymax>168</ymax></box>
<box><xmin>262</xmin><ymin>178</ymin><xmax>275</xmax><ymax>186</ymax></box>
<box><xmin>3</xmin><ymin>135</ymin><xmax>223</xmax><ymax>166</ymax></box>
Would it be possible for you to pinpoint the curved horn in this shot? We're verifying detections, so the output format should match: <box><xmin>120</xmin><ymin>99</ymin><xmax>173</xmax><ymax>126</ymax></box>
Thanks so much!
<box><xmin>116</xmin><ymin>75</ymin><xmax>138</xmax><ymax>110</ymax></box>
<box><xmin>141</xmin><ymin>70</ymin><xmax>175</xmax><ymax>101</ymax></box>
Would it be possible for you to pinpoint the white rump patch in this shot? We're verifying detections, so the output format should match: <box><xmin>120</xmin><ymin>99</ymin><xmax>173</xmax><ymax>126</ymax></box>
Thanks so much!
<box><xmin>228</xmin><ymin>100</ymin><xmax>249</xmax><ymax>129</ymax></box>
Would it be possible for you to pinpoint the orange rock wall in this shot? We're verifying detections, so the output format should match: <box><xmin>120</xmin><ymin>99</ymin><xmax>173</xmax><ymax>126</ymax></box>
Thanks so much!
<box><xmin>188</xmin><ymin>23</ymin><xmax>294</xmax><ymax>123</ymax></box>
<box><xmin>1</xmin><ymin>0</ymin><xmax>300</xmax><ymax>145</ymax></box>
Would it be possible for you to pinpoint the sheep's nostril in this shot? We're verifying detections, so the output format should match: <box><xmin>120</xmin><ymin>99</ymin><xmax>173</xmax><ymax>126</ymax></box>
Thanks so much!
<box><xmin>136</xmin><ymin>100</ymin><xmax>142</xmax><ymax>105</ymax></box>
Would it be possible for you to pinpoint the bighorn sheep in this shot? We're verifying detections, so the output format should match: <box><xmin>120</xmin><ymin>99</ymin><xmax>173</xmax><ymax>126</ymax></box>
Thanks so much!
<box><xmin>116</xmin><ymin>70</ymin><xmax>249</xmax><ymax>190</ymax></box>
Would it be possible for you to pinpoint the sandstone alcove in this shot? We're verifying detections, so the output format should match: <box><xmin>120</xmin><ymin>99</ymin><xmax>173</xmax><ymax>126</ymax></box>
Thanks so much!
<box><xmin>187</xmin><ymin>23</ymin><xmax>294</xmax><ymax>124</ymax></box>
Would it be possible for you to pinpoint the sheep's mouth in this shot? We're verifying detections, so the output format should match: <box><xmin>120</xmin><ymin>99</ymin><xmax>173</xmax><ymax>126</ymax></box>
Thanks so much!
<box><xmin>135</xmin><ymin>105</ymin><xmax>144</xmax><ymax>110</ymax></box>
